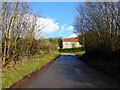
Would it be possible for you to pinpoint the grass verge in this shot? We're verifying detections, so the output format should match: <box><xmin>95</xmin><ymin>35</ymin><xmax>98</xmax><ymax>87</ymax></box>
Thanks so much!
<box><xmin>2</xmin><ymin>51</ymin><xmax>60</xmax><ymax>88</ymax></box>
<box><xmin>70</xmin><ymin>51</ymin><xmax>85</xmax><ymax>56</ymax></box>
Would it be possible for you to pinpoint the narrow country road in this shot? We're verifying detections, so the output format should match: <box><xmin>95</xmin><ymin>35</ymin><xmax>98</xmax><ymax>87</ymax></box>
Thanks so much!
<box><xmin>21</xmin><ymin>53</ymin><xmax>120</xmax><ymax>88</ymax></box>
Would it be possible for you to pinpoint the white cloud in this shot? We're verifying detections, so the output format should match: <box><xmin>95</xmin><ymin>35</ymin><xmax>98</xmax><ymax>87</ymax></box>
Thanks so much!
<box><xmin>69</xmin><ymin>33</ymin><xmax>77</xmax><ymax>38</ymax></box>
<box><xmin>66</xmin><ymin>26</ymin><xmax>74</xmax><ymax>31</ymax></box>
<box><xmin>60</xmin><ymin>25</ymin><xmax>73</xmax><ymax>32</ymax></box>
<box><xmin>22</xmin><ymin>14</ymin><xmax>76</xmax><ymax>39</ymax></box>
<box><xmin>35</xmin><ymin>17</ymin><xmax>59</xmax><ymax>39</ymax></box>
<box><xmin>9</xmin><ymin>14</ymin><xmax>59</xmax><ymax>39</ymax></box>
<box><xmin>36</xmin><ymin>18</ymin><xmax>59</xmax><ymax>33</ymax></box>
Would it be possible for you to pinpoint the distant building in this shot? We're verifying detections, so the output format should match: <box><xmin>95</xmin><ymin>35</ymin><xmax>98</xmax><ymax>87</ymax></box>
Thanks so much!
<box><xmin>61</xmin><ymin>38</ymin><xmax>81</xmax><ymax>49</ymax></box>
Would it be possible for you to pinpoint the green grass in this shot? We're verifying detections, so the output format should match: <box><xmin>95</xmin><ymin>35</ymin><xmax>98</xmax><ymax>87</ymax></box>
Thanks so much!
<box><xmin>59</xmin><ymin>51</ymin><xmax>85</xmax><ymax>56</ymax></box>
<box><xmin>2</xmin><ymin>51</ymin><xmax>60</xmax><ymax>88</ymax></box>
<box><xmin>59</xmin><ymin>47</ymin><xmax>83</xmax><ymax>52</ymax></box>
<box><xmin>71</xmin><ymin>51</ymin><xmax>85</xmax><ymax>55</ymax></box>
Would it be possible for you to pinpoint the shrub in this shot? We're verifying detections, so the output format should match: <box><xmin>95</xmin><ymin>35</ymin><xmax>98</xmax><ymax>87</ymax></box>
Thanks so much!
<box><xmin>2</xmin><ymin>38</ymin><xmax>58</xmax><ymax>66</ymax></box>
<box><xmin>59</xmin><ymin>47</ymin><xmax>83</xmax><ymax>52</ymax></box>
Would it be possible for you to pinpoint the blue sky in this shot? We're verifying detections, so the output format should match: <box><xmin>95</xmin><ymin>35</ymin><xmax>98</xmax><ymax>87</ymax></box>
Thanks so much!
<box><xmin>30</xmin><ymin>2</ymin><xmax>79</xmax><ymax>38</ymax></box>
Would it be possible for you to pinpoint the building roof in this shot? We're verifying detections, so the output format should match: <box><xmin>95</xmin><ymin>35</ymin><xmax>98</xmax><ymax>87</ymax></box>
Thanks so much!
<box><xmin>62</xmin><ymin>38</ymin><xmax>79</xmax><ymax>42</ymax></box>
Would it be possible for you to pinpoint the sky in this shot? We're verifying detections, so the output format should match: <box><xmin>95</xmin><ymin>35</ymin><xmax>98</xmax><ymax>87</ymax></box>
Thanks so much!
<box><xmin>30</xmin><ymin>2</ymin><xmax>79</xmax><ymax>38</ymax></box>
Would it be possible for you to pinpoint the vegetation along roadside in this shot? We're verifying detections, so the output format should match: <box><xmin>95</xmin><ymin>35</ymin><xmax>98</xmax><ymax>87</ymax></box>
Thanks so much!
<box><xmin>2</xmin><ymin>51</ymin><xmax>60</xmax><ymax>88</ymax></box>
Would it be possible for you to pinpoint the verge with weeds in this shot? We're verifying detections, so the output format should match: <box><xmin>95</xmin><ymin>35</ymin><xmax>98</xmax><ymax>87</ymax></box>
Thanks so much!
<box><xmin>2</xmin><ymin>51</ymin><xmax>60</xmax><ymax>88</ymax></box>
<box><xmin>71</xmin><ymin>51</ymin><xmax>85</xmax><ymax>56</ymax></box>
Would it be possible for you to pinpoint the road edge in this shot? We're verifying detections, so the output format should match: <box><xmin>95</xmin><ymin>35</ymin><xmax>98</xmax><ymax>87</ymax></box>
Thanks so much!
<box><xmin>8</xmin><ymin>55</ymin><xmax>61</xmax><ymax>88</ymax></box>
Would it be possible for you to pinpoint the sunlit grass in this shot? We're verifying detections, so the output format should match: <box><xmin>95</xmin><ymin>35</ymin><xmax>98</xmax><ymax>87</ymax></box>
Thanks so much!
<box><xmin>2</xmin><ymin>52</ymin><xmax>60</xmax><ymax>88</ymax></box>
<box><xmin>64</xmin><ymin>51</ymin><xmax>85</xmax><ymax>56</ymax></box>
<box><xmin>72</xmin><ymin>51</ymin><xmax>85</xmax><ymax>55</ymax></box>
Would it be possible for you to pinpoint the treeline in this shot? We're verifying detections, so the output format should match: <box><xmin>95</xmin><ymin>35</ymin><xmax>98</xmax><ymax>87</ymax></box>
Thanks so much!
<box><xmin>0</xmin><ymin>2</ymin><xmax>58</xmax><ymax>67</ymax></box>
<box><xmin>74</xmin><ymin>2</ymin><xmax>120</xmax><ymax>59</ymax></box>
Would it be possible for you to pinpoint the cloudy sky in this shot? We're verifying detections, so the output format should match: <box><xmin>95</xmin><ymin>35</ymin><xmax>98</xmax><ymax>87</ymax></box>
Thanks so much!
<box><xmin>31</xmin><ymin>2</ymin><xmax>78</xmax><ymax>38</ymax></box>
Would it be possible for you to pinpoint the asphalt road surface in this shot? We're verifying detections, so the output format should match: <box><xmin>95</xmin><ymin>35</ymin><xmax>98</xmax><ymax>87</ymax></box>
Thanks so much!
<box><xmin>21</xmin><ymin>53</ymin><xmax>120</xmax><ymax>88</ymax></box>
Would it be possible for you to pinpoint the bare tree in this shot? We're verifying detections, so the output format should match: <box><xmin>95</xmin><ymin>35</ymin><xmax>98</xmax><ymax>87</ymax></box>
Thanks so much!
<box><xmin>0</xmin><ymin>2</ymin><xmax>31</xmax><ymax>66</ymax></box>
<box><xmin>74</xmin><ymin>2</ymin><xmax>120</xmax><ymax>54</ymax></box>
<box><xmin>0</xmin><ymin>1</ymin><xmax>48</xmax><ymax>66</ymax></box>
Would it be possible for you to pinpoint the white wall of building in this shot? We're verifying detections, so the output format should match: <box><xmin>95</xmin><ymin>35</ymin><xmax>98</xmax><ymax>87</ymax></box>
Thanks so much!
<box><xmin>63</xmin><ymin>42</ymin><xmax>81</xmax><ymax>49</ymax></box>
